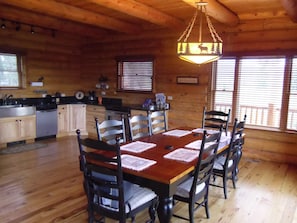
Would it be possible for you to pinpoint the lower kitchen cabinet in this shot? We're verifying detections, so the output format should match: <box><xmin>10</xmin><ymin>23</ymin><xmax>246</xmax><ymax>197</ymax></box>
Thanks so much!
<box><xmin>69</xmin><ymin>104</ymin><xmax>87</xmax><ymax>134</ymax></box>
<box><xmin>57</xmin><ymin>104</ymin><xmax>70</xmax><ymax>137</ymax></box>
<box><xmin>57</xmin><ymin>104</ymin><xmax>87</xmax><ymax>137</ymax></box>
<box><xmin>86</xmin><ymin>105</ymin><xmax>106</xmax><ymax>138</ymax></box>
<box><xmin>0</xmin><ymin>115</ymin><xmax>36</xmax><ymax>146</ymax></box>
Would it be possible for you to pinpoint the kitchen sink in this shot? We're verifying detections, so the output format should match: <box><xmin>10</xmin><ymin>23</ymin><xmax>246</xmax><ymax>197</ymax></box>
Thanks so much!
<box><xmin>0</xmin><ymin>104</ymin><xmax>23</xmax><ymax>108</ymax></box>
<box><xmin>0</xmin><ymin>105</ymin><xmax>36</xmax><ymax>118</ymax></box>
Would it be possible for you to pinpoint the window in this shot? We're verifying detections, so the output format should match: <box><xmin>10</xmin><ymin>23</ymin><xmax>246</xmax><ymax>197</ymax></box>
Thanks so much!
<box><xmin>213</xmin><ymin>56</ymin><xmax>297</xmax><ymax>131</ymax></box>
<box><xmin>0</xmin><ymin>52</ymin><xmax>24</xmax><ymax>88</ymax></box>
<box><xmin>117</xmin><ymin>57</ymin><xmax>154</xmax><ymax>92</ymax></box>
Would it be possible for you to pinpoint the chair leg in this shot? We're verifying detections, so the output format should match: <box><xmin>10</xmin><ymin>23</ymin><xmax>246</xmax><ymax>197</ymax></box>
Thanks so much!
<box><xmin>205</xmin><ymin>199</ymin><xmax>210</xmax><ymax>219</ymax></box>
<box><xmin>189</xmin><ymin>202</ymin><xmax>194</xmax><ymax>223</ymax></box>
<box><xmin>223</xmin><ymin>175</ymin><xmax>228</xmax><ymax>199</ymax></box>
<box><xmin>232</xmin><ymin>170</ymin><xmax>237</xmax><ymax>189</ymax></box>
<box><xmin>147</xmin><ymin>201</ymin><xmax>157</xmax><ymax>223</ymax></box>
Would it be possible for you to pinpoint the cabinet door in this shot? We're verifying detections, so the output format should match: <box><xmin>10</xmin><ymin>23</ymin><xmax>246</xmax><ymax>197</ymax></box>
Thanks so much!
<box><xmin>57</xmin><ymin>105</ymin><xmax>69</xmax><ymax>135</ymax></box>
<box><xmin>19</xmin><ymin>116</ymin><xmax>36</xmax><ymax>139</ymax></box>
<box><xmin>0</xmin><ymin>118</ymin><xmax>19</xmax><ymax>144</ymax></box>
<box><xmin>86</xmin><ymin>105</ymin><xmax>106</xmax><ymax>137</ymax></box>
<box><xmin>69</xmin><ymin>104</ymin><xmax>86</xmax><ymax>133</ymax></box>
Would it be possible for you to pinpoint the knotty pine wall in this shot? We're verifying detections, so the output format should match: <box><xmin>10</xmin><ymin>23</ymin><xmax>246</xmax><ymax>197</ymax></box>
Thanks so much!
<box><xmin>1</xmin><ymin>18</ymin><xmax>297</xmax><ymax>164</ymax></box>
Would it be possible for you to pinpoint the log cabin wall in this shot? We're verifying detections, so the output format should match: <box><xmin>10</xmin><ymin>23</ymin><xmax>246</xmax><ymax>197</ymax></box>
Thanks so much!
<box><xmin>0</xmin><ymin>17</ymin><xmax>297</xmax><ymax>164</ymax></box>
<box><xmin>0</xmin><ymin>27</ymin><xmax>87</xmax><ymax>98</ymax></box>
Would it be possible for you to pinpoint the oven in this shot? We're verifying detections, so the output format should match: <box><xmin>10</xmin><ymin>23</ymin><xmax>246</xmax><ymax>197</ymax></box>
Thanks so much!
<box><xmin>36</xmin><ymin>104</ymin><xmax>58</xmax><ymax>138</ymax></box>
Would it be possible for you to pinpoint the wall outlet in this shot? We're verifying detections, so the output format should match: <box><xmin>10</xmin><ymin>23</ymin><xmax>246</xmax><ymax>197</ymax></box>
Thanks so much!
<box><xmin>167</xmin><ymin>96</ymin><xmax>173</xmax><ymax>100</ymax></box>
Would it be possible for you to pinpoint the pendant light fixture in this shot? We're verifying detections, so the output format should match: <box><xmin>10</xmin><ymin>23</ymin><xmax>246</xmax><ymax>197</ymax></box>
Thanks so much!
<box><xmin>177</xmin><ymin>1</ymin><xmax>223</xmax><ymax>64</ymax></box>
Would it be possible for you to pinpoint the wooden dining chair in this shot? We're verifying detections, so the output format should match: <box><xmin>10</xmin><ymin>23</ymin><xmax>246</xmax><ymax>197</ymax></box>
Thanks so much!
<box><xmin>173</xmin><ymin>128</ymin><xmax>222</xmax><ymax>222</ymax></box>
<box><xmin>128</xmin><ymin>114</ymin><xmax>152</xmax><ymax>141</ymax></box>
<box><xmin>210</xmin><ymin>117</ymin><xmax>246</xmax><ymax>199</ymax></box>
<box><xmin>95</xmin><ymin>117</ymin><xmax>126</xmax><ymax>145</ymax></box>
<box><xmin>76</xmin><ymin>130</ymin><xmax>158</xmax><ymax>223</ymax></box>
<box><xmin>148</xmin><ymin>110</ymin><xmax>168</xmax><ymax>135</ymax></box>
<box><xmin>233</xmin><ymin>114</ymin><xmax>247</xmax><ymax>179</ymax></box>
<box><xmin>202</xmin><ymin>106</ymin><xmax>231</xmax><ymax>135</ymax></box>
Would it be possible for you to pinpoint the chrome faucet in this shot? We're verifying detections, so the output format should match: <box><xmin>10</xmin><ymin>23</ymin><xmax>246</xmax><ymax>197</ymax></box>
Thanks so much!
<box><xmin>3</xmin><ymin>94</ymin><xmax>13</xmax><ymax>105</ymax></box>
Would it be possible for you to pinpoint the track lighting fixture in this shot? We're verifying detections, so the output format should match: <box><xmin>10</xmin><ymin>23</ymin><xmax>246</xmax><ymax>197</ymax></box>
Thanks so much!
<box><xmin>1</xmin><ymin>18</ymin><xmax>56</xmax><ymax>37</ymax></box>
<box><xmin>31</xmin><ymin>26</ymin><xmax>35</xmax><ymax>34</ymax></box>
<box><xmin>1</xmin><ymin>19</ymin><xmax>6</xmax><ymax>29</ymax></box>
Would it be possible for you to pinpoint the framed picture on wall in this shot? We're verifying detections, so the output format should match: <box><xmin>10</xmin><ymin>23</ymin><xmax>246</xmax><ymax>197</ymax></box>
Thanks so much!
<box><xmin>176</xmin><ymin>76</ymin><xmax>199</xmax><ymax>85</ymax></box>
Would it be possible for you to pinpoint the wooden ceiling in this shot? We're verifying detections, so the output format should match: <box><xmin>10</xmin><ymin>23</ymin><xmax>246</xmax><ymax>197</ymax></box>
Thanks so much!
<box><xmin>0</xmin><ymin>0</ymin><xmax>296</xmax><ymax>39</ymax></box>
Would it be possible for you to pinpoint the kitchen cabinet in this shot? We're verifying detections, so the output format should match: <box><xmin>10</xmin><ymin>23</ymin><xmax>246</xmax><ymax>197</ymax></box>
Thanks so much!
<box><xmin>0</xmin><ymin>115</ymin><xmax>36</xmax><ymax>146</ymax></box>
<box><xmin>69</xmin><ymin>104</ymin><xmax>87</xmax><ymax>135</ymax></box>
<box><xmin>57</xmin><ymin>104</ymin><xmax>69</xmax><ymax>137</ymax></box>
<box><xmin>86</xmin><ymin>105</ymin><xmax>106</xmax><ymax>138</ymax></box>
<box><xmin>57</xmin><ymin>104</ymin><xmax>87</xmax><ymax>137</ymax></box>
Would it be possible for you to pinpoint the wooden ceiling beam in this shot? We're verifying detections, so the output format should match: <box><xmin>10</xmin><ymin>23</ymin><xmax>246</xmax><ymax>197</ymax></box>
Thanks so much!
<box><xmin>0</xmin><ymin>4</ymin><xmax>109</xmax><ymax>38</ymax></box>
<box><xmin>280</xmin><ymin>0</ymin><xmax>297</xmax><ymax>23</ymax></box>
<box><xmin>86</xmin><ymin>0</ymin><xmax>185</xmax><ymax>28</ymax></box>
<box><xmin>0</xmin><ymin>0</ymin><xmax>140</xmax><ymax>33</ymax></box>
<box><xmin>182</xmin><ymin>0</ymin><xmax>239</xmax><ymax>26</ymax></box>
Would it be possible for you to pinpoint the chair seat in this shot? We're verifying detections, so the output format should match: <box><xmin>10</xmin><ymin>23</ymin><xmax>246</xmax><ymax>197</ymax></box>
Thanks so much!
<box><xmin>100</xmin><ymin>184</ymin><xmax>157</xmax><ymax>213</ymax></box>
<box><xmin>175</xmin><ymin>177</ymin><xmax>206</xmax><ymax>198</ymax></box>
<box><xmin>213</xmin><ymin>156</ymin><xmax>233</xmax><ymax>170</ymax></box>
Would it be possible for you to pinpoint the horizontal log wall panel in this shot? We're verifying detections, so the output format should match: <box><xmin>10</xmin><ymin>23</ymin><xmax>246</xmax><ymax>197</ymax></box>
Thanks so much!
<box><xmin>0</xmin><ymin>29</ymin><xmax>83</xmax><ymax>98</ymax></box>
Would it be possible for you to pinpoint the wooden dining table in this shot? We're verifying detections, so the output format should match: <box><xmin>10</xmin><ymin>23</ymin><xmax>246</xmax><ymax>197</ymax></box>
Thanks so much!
<box><xmin>89</xmin><ymin>128</ymin><xmax>229</xmax><ymax>223</ymax></box>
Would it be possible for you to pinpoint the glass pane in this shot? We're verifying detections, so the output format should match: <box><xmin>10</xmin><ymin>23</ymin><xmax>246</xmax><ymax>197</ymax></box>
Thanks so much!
<box><xmin>0</xmin><ymin>53</ymin><xmax>19</xmax><ymax>87</ymax></box>
<box><xmin>238</xmin><ymin>57</ymin><xmax>285</xmax><ymax>128</ymax></box>
<box><xmin>214</xmin><ymin>59</ymin><xmax>235</xmax><ymax>113</ymax></box>
<box><xmin>214</xmin><ymin>91</ymin><xmax>233</xmax><ymax>112</ymax></box>
<box><xmin>216</xmin><ymin>59</ymin><xmax>235</xmax><ymax>91</ymax></box>
<box><xmin>287</xmin><ymin>57</ymin><xmax>297</xmax><ymax>130</ymax></box>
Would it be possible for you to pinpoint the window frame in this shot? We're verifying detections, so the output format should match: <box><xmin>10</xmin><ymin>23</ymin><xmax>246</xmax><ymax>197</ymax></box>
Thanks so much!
<box><xmin>212</xmin><ymin>55</ymin><xmax>297</xmax><ymax>133</ymax></box>
<box><xmin>116</xmin><ymin>56</ymin><xmax>155</xmax><ymax>93</ymax></box>
<box><xmin>0</xmin><ymin>50</ymin><xmax>26</xmax><ymax>89</ymax></box>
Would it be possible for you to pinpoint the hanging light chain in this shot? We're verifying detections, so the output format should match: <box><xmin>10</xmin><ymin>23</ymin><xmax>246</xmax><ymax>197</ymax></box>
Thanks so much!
<box><xmin>204</xmin><ymin>6</ymin><xmax>223</xmax><ymax>43</ymax></box>
<box><xmin>177</xmin><ymin>9</ymin><xmax>198</xmax><ymax>42</ymax></box>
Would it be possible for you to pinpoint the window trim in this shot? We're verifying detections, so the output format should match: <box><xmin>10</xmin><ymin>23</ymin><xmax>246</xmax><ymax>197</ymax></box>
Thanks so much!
<box><xmin>116</xmin><ymin>55</ymin><xmax>155</xmax><ymax>93</ymax></box>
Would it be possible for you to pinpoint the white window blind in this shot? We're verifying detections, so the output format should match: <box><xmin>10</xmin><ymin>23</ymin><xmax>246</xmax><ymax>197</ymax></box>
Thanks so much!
<box><xmin>287</xmin><ymin>57</ymin><xmax>297</xmax><ymax>130</ymax></box>
<box><xmin>214</xmin><ymin>56</ymin><xmax>292</xmax><ymax>130</ymax></box>
<box><xmin>214</xmin><ymin>59</ymin><xmax>235</xmax><ymax>113</ymax></box>
<box><xmin>0</xmin><ymin>53</ymin><xmax>20</xmax><ymax>87</ymax></box>
<box><xmin>117</xmin><ymin>59</ymin><xmax>153</xmax><ymax>92</ymax></box>
<box><xmin>238</xmin><ymin>57</ymin><xmax>285</xmax><ymax>128</ymax></box>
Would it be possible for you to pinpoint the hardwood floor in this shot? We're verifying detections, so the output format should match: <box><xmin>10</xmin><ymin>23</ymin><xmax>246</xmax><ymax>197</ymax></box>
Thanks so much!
<box><xmin>0</xmin><ymin>136</ymin><xmax>296</xmax><ymax>223</ymax></box>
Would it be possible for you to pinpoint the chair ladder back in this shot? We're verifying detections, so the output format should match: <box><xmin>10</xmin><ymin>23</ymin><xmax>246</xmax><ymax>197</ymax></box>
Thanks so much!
<box><xmin>95</xmin><ymin>117</ymin><xmax>126</xmax><ymax>145</ymax></box>
<box><xmin>148</xmin><ymin>110</ymin><xmax>168</xmax><ymax>135</ymax></box>
<box><xmin>202</xmin><ymin>107</ymin><xmax>231</xmax><ymax>135</ymax></box>
<box><xmin>192</xmin><ymin>129</ymin><xmax>222</xmax><ymax>195</ymax></box>
<box><xmin>128</xmin><ymin>114</ymin><xmax>151</xmax><ymax>141</ymax></box>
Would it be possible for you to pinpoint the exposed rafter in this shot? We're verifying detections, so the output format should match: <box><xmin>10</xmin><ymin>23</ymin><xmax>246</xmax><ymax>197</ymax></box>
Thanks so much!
<box><xmin>86</xmin><ymin>0</ymin><xmax>185</xmax><ymax>28</ymax></box>
<box><xmin>182</xmin><ymin>0</ymin><xmax>239</xmax><ymax>26</ymax></box>
<box><xmin>280</xmin><ymin>0</ymin><xmax>297</xmax><ymax>23</ymax></box>
<box><xmin>0</xmin><ymin>0</ymin><xmax>140</xmax><ymax>33</ymax></box>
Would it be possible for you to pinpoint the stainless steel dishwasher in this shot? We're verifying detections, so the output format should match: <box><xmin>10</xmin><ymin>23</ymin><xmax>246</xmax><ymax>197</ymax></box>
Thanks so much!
<box><xmin>36</xmin><ymin>104</ymin><xmax>58</xmax><ymax>138</ymax></box>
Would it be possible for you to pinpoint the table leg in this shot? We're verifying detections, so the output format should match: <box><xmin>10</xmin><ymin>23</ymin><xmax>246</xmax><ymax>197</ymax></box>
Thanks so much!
<box><xmin>157</xmin><ymin>196</ymin><xmax>173</xmax><ymax>223</ymax></box>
